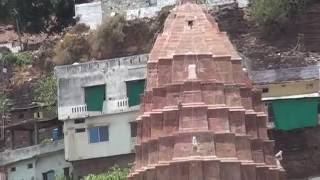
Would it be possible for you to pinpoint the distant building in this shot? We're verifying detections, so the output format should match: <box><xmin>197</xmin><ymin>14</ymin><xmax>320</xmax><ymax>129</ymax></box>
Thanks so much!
<box><xmin>0</xmin><ymin>25</ymin><xmax>21</xmax><ymax>53</ymax></box>
<box><xmin>75</xmin><ymin>1</ymin><xmax>102</xmax><ymax>29</ymax></box>
<box><xmin>75</xmin><ymin>0</ymin><xmax>249</xmax><ymax>29</ymax></box>
<box><xmin>251</xmin><ymin>65</ymin><xmax>320</xmax><ymax>130</ymax></box>
<box><xmin>55</xmin><ymin>54</ymin><xmax>147</xmax><ymax>178</ymax></box>
<box><xmin>0</xmin><ymin>140</ymin><xmax>72</xmax><ymax>180</ymax></box>
<box><xmin>0</xmin><ymin>105</ymin><xmax>72</xmax><ymax>180</ymax></box>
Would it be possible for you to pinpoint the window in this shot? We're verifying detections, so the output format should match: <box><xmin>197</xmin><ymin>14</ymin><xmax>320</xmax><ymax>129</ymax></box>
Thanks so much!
<box><xmin>84</xmin><ymin>85</ymin><xmax>106</xmax><ymax>111</ymax></box>
<box><xmin>43</xmin><ymin>170</ymin><xmax>55</xmax><ymax>180</ymax></box>
<box><xmin>88</xmin><ymin>126</ymin><xmax>109</xmax><ymax>143</ymax></box>
<box><xmin>126</xmin><ymin>79</ymin><xmax>145</xmax><ymax>107</ymax></box>
<box><xmin>75</xmin><ymin>128</ymin><xmax>86</xmax><ymax>133</ymax></box>
<box><xmin>130</xmin><ymin>122</ymin><xmax>137</xmax><ymax>137</ymax></box>
<box><xmin>188</xmin><ymin>20</ymin><xmax>194</xmax><ymax>28</ymax></box>
<box><xmin>262</xmin><ymin>88</ymin><xmax>269</xmax><ymax>93</ymax></box>
<box><xmin>27</xmin><ymin>163</ymin><xmax>33</xmax><ymax>169</ymax></box>
<box><xmin>10</xmin><ymin>167</ymin><xmax>16</xmax><ymax>172</ymax></box>
<box><xmin>74</xmin><ymin>119</ymin><xmax>85</xmax><ymax>124</ymax></box>
<box><xmin>64</xmin><ymin>167</ymin><xmax>70</xmax><ymax>180</ymax></box>
<box><xmin>34</xmin><ymin>112</ymin><xmax>43</xmax><ymax>119</ymax></box>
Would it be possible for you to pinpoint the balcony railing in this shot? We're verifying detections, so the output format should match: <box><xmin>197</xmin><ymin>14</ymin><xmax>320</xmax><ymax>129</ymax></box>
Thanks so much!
<box><xmin>58</xmin><ymin>98</ymin><xmax>140</xmax><ymax>120</ymax></box>
<box><xmin>103</xmin><ymin>98</ymin><xmax>129</xmax><ymax>114</ymax></box>
<box><xmin>0</xmin><ymin>140</ymin><xmax>64</xmax><ymax>166</ymax></box>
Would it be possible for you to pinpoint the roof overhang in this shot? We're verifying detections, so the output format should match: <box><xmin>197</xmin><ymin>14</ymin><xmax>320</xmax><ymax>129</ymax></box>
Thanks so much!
<box><xmin>262</xmin><ymin>93</ymin><xmax>319</xmax><ymax>101</ymax></box>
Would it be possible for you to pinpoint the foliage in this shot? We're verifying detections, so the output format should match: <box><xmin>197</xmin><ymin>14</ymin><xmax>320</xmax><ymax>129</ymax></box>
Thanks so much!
<box><xmin>2</xmin><ymin>52</ymin><xmax>32</xmax><ymax>67</ymax></box>
<box><xmin>34</xmin><ymin>75</ymin><xmax>57</xmax><ymax>107</ymax></box>
<box><xmin>0</xmin><ymin>0</ymin><xmax>74</xmax><ymax>32</ymax></box>
<box><xmin>0</xmin><ymin>92</ymin><xmax>8</xmax><ymax>113</ymax></box>
<box><xmin>251</xmin><ymin>0</ymin><xmax>311</xmax><ymax>33</ymax></box>
<box><xmin>89</xmin><ymin>14</ymin><xmax>126</xmax><ymax>59</ymax></box>
<box><xmin>53</xmin><ymin>31</ymin><xmax>90</xmax><ymax>65</ymax></box>
<box><xmin>89</xmin><ymin>6</ymin><xmax>172</xmax><ymax>60</ymax></box>
<box><xmin>55</xmin><ymin>175</ymin><xmax>68</xmax><ymax>180</ymax></box>
<box><xmin>85</xmin><ymin>166</ymin><xmax>129</xmax><ymax>180</ymax></box>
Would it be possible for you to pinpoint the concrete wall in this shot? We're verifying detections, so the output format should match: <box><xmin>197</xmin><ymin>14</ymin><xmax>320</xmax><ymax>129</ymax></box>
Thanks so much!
<box><xmin>75</xmin><ymin>0</ymin><xmax>249</xmax><ymax>27</ymax></box>
<box><xmin>72</xmin><ymin>153</ymin><xmax>134</xmax><ymax>179</ymax></box>
<box><xmin>1</xmin><ymin>140</ymin><xmax>71</xmax><ymax>180</ymax></box>
<box><xmin>6</xmin><ymin>151</ymin><xmax>72</xmax><ymax>180</ymax></box>
<box><xmin>75</xmin><ymin>1</ymin><xmax>102</xmax><ymax>29</ymax></box>
<box><xmin>36</xmin><ymin>151</ymin><xmax>72</xmax><ymax>179</ymax></box>
<box><xmin>255</xmin><ymin>79</ymin><xmax>319</xmax><ymax>99</ymax></box>
<box><xmin>55</xmin><ymin>54</ymin><xmax>147</xmax><ymax>120</ymax></box>
<box><xmin>55</xmin><ymin>55</ymin><xmax>146</xmax><ymax>162</ymax></box>
<box><xmin>64</xmin><ymin>110</ymin><xmax>137</xmax><ymax>161</ymax></box>
<box><xmin>102</xmin><ymin>0</ymin><xmax>249</xmax><ymax>20</ymax></box>
<box><xmin>0</xmin><ymin>140</ymin><xmax>64</xmax><ymax>165</ymax></box>
<box><xmin>7</xmin><ymin>159</ymin><xmax>35</xmax><ymax>180</ymax></box>
<box><xmin>0</xmin><ymin>43</ymin><xmax>21</xmax><ymax>53</ymax></box>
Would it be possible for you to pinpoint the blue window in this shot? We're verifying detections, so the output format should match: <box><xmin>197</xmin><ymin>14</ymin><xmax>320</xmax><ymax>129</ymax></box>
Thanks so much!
<box><xmin>88</xmin><ymin>126</ymin><xmax>109</xmax><ymax>143</ymax></box>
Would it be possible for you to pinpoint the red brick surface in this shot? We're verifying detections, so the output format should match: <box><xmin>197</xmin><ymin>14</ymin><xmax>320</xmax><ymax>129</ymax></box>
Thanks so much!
<box><xmin>129</xmin><ymin>2</ymin><xmax>285</xmax><ymax>179</ymax></box>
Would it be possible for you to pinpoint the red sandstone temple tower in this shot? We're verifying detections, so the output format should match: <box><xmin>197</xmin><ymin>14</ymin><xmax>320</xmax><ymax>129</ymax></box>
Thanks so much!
<box><xmin>129</xmin><ymin>2</ymin><xmax>286</xmax><ymax>180</ymax></box>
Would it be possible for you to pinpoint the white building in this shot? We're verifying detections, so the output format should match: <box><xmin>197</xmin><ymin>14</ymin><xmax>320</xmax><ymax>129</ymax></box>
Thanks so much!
<box><xmin>54</xmin><ymin>54</ymin><xmax>147</xmax><ymax>178</ymax></box>
<box><xmin>0</xmin><ymin>140</ymin><xmax>72</xmax><ymax>180</ymax></box>
<box><xmin>75</xmin><ymin>1</ymin><xmax>103</xmax><ymax>29</ymax></box>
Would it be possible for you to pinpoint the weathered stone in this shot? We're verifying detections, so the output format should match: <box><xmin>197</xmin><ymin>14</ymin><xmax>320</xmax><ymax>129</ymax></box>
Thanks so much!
<box><xmin>128</xmin><ymin>2</ymin><xmax>285</xmax><ymax>179</ymax></box>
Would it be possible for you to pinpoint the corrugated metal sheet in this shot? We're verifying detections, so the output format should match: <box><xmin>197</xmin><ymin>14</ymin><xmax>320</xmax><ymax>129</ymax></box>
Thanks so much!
<box><xmin>251</xmin><ymin>65</ymin><xmax>319</xmax><ymax>84</ymax></box>
<box><xmin>272</xmin><ymin>98</ymin><xmax>318</xmax><ymax>130</ymax></box>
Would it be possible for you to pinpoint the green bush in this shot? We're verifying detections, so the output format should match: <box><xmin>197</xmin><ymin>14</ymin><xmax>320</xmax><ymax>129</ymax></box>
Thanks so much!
<box><xmin>2</xmin><ymin>52</ymin><xmax>32</xmax><ymax>67</ymax></box>
<box><xmin>85</xmin><ymin>166</ymin><xmax>129</xmax><ymax>180</ymax></box>
<box><xmin>34</xmin><ymin>75</ymin><xmax>57</xmax><ymax>107</ymax></box>
<box><xmin>89</xmin><ymin>14</ymin><xmax>126</xmax><ymax>59</ymax></box>
<box><xmin>53</xmin><ymin>32</ymin><xmax>90</xmax><ymax>65</ymax></box>
<box><xmin>251</xmin><ymin>0</ymin><xmax>311</xmax><ymax>32</ymax></box>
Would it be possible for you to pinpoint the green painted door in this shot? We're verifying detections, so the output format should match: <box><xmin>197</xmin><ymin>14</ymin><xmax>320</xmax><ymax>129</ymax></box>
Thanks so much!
<box><xmin>126</xmin><ymin>79</ymin><xmax>145</xmax><ymax>107</ymax></box>
<box><xmin>84</xmin><ymin>85</ymin><xmax>106</xmax><ymax>111</ymax></box>
<box><xmin>272</xmin><ymin>98</ymin><xmax>318</xmax><ymax>130</ymax></box>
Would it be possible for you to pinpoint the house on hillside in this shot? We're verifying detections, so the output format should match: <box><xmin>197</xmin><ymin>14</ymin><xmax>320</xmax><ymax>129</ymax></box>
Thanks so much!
<box><xmin>252</xmin><ymin>64</ymin><xmax>320</xmax><ymax>179</ymax></box>
<box><xmin>0</xmin><ymin>105</ymin><xmax>72</xmax><ymax>180</ymax></box>
<box><xmin>252</xmin><ymin>65</ymin><xmax>320</xmax><ymax>130</ymax></box>
<box><xmin>75</xmin><ymin>0</ymin><xmax>102</xmax><ymax>29</ymax></box>
<box><xmin>0</xmin><ymin>25</ymin><xmax>21</xmax><ymax>53</ymax></box>
<box><xmin>54</xmin><ymin>54</ymin><xmax>147</xmax><ymax>179</ymax></box>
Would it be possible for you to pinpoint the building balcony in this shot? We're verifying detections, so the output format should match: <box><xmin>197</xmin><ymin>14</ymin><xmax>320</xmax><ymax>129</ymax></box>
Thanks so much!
<box><xmin>0</xmin><ymin>140</ymin><xmax>64</xmax><ymax>166</ymax></box>
<box><xmin>58</xmin><ymin>99</ymin><xmax>140</xmax><ymax>120</ymax></box>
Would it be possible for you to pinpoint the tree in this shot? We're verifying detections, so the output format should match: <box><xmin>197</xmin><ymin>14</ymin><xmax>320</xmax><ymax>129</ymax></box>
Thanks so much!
<box><xmin>34</xmin><ymin>75</ymin><xmax>57</xmax><ymax>107</ymax></box>
<box><xmin>53</xmin><ymin>24</ymin><xmax>91</xmax><ymax>65</ymax></box>
<box><xmin>0</xmin><ymin>0</ymin><xmax>74</xmax><ymax>32</ymax></box>
<box><xmin>251</xmin><ymin>0</ymin><xmax>311</xmax><ymax>33</ymax></box>
<box><xmin>89</xmin><ymin>14</ymin><xmax>126</xmax><ymax>59</ymax></box>
<box><xmin>85</xmin><ymin>166</ymin><xmax>129</xmax><ymax>180</ymax></box>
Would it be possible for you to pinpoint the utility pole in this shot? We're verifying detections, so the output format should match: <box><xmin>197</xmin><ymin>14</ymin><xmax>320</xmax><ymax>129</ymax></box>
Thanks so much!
<box><xmin>0</xmin><ymin>53</ymin><xmax>8</xmax><ymax>140</ymax></box>
<box><xmin>0</xmin><ymin>58</ymin><xmax>7</xmax><ymax>141</ymax></box>
<box><xmin>11</xmin><ymin>9</ymin><xmax>23</xmax><ymax>51</ymax></box>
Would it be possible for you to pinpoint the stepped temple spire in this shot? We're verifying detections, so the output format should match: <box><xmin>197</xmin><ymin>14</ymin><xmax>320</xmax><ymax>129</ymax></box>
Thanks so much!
<box><xmin>129</xmin><ymin>2</ymin><xmax>286</xmax><ymax>180</ymax></box>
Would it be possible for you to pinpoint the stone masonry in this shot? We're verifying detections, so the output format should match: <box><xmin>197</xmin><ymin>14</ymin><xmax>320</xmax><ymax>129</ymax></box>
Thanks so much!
<box><xmin>128</xmin><ymin>2</ymin><xmax>286</xmax><ymax>180</ymax></box>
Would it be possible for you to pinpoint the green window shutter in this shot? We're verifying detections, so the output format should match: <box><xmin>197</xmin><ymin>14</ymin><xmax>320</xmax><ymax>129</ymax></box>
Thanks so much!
<box><xmin>84</xmin><ymin>85</ymin><xmax>106</xmax><ymax>111</ymax></box>
<box><xmin>272</xmin><ymin>98</ymin><xmax>318</xmax><ymax>130</ymax></box>
<box><xmin>126</xmin><ymin>79</ymin><xmax>145</xmax><ymax>107</ymax></box>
